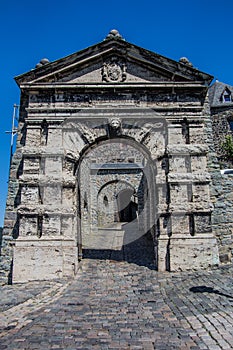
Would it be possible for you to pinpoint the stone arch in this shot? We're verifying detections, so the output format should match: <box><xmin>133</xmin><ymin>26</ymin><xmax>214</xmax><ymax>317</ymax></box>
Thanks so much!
<box><xmin>62</xmin><ymin>116</ymin><xmax>167</xmax><ymax>170</ymax></box>
<box><xmin>75</xmin><ymin>136</ymin><xmax>158</xmax><ymax>262</ymax></box>
<box><xmin>97</xmin><ymin>179</ymin><xmax>137</xmax><ymax>226</ymax></box>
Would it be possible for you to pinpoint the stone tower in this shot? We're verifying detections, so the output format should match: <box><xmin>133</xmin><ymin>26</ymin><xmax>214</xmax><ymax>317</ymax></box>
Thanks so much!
<box><xmin>1</xmin><ymin>30</ymin><xmax>220</xmax><ymax>283</ymax></box>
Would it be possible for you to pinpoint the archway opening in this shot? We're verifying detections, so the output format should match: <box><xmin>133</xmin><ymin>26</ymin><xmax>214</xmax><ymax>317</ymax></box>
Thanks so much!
<box><xmin>117</xmin><ymin>188</ymin><xmax>138</xmax><ymax>222</ymax></box>
<box><xmin>77</xmin><ymin>138</ymin><xmax>157</xmax><ymax>269</ymax></box>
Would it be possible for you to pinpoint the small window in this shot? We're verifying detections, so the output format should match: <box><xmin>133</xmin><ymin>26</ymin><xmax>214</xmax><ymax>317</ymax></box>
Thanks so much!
<box><xmin>221</xmin><ymin>88</ymin><xmax>232</xmax><ymax>103</ymax></box>
<box><xmin>229</xmin><ymin>121</ymin><xmax>233</xmax><ymax>131</ymax></box>
<box><xmin>224</xmin><ymin>93</ymin><xmax>231</xmax><ymax>102</ymax></box>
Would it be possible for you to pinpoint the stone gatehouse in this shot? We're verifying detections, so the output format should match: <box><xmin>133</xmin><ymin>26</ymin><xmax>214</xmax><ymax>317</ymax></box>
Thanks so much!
<box><xmin>1</xmin><ymin>29</ymin><xmax>225</xmax><ymax>283</ymax></box>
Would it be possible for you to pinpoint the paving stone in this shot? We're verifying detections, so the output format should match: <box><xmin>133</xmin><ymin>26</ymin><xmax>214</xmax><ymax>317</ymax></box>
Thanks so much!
<box><xmin>0</xmin><ymin>260</ymin><xmax>233</xmax><ymax>349</ymax></box>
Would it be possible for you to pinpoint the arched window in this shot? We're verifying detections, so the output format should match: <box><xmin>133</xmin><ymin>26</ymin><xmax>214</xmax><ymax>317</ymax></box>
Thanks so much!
<box><xmin>84</xmin><ymin>192</ymin><xmax>88</xmax><ymax>209</ymax></box>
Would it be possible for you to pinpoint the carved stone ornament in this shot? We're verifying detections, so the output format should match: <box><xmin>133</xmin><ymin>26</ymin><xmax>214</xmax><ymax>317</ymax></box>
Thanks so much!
<box><xmin>109</xmin><ymin>118</ymin><xmax>121</xmax><ymax>129</ymax></box>
<box><xmin>102</xmin><ymin>57</ymin><xmax>127</xmax><ymax>82</ymax></box>
<box><xmin>107</xmin><ymin>118</ymin><xmax>122</xmax><ymax>137</ymax></box>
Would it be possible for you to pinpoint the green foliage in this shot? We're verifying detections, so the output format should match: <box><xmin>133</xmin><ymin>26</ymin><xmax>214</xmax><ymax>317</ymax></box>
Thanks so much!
<box><xmin>221</xmin><ymin>134</ymin><xmax>233</xmax><ymax>161</ymax></box>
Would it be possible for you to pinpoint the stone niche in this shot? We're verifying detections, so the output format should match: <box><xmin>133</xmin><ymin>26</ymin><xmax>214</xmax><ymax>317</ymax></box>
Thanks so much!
<box><xmin>1</xmin><ymin>30</ymin><xmax>222</xmax><ymax>284</ymax></box>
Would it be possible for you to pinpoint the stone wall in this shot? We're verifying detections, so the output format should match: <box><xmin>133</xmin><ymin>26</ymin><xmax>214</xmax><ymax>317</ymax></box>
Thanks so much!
<box><xmin>211</xmin><ymin>174</ymin><xmax>233</xmax><ymax>263</ymax></box>
<box><xmin>0</xmin><ymin>114</ymin><xmax>25</xmax><ymax>283</ymax></box>
<box><xmin>211</xmin><ymin>109</ymin><xmax>233</xmax><ymax>167</ymax></box>
<box><xmin>204</xmin><ymin>98</ymin><xmax>233</xmax><ymax>265</ymax></box>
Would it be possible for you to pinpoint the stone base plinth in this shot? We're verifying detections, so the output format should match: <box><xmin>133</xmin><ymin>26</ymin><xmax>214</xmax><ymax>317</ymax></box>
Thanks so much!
<box><xmin>12</xmin><ymin>237</ymin><xmax>78</xmax><ymax>283</ymax></box>
<box><xmin>158</xmin><ymin>235</ymin><xmax>219</xmax><ymax>272</ymax></box>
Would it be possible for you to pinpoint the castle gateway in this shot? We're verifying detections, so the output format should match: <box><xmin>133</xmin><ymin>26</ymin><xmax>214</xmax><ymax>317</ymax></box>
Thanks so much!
<box><xmin>2</xmin><ymin>30</ymin><xmax>221</xmax><ymax>283</ymax></box>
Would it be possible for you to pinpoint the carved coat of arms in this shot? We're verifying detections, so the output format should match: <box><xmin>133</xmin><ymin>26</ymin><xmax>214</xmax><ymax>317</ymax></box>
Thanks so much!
<box><xmin>102</xmin><ymin>57</ymin><xmax>127</xmax><ymax>82</ymax></box>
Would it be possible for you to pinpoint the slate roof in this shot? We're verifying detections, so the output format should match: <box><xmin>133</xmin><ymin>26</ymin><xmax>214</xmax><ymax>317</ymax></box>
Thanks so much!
<box><xmin>209</xmin><ymin>81</ymin><xmax>233</xmax><ymax>107</ymax></box>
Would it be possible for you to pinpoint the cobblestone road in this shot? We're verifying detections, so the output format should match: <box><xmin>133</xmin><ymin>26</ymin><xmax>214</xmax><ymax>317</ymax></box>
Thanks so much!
<box><xmin>0</xmin><ymin>259</ymin><xmax>233</xmax><ymax>349</ymax></box>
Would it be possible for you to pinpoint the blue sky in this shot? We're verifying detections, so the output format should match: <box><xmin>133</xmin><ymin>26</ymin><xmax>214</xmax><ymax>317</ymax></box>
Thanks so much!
<box><xmin>0</xmin><ymin>0</ymin><xmax>232</xmax><ymax>226</ymax></box>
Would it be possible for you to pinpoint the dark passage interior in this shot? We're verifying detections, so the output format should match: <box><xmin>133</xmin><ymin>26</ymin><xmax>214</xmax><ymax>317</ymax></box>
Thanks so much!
<box><xmin>117</xmin><ymin>189</ymin><xmax>138</xmax><ymax>222</ymax></box>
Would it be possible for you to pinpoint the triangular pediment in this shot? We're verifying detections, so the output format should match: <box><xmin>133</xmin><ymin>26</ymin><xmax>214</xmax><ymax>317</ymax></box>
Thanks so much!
<box><xmin>15</xmin><ymin>32</ymin><xmax>213</xmax><ymax>86</ymax></box>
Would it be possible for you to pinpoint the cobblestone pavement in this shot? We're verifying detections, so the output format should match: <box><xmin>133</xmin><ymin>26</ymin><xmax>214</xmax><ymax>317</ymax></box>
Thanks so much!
<box><xmin>0</xmin><ymin>259</ymin><xmax>233</xmax><ymax>349</ymax></box>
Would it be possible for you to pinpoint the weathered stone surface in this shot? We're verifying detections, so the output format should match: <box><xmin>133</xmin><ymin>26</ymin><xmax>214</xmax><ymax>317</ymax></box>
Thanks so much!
<box><xmin>13</xmin><ymin>238</ymin><xmax>77</xmax><ymax>283</ymax></box>
<box><xmin>1</xmin><ymin>31</ymin><xmax>228</xmax><ymax>284</ymax></box>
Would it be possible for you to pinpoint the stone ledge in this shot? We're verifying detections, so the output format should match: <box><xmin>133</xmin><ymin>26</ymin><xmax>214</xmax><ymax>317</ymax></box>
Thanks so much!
<box><xmin>167</xmin><ymin>144</ymin><xmax>208</xmax><ymax>155</ymax></box>
<box><xmin>158</xmin><ymin>233</ymin><xmax>216</xmax><ymax>240</ymax></box>
<box><xmin>23</xmin><ymin>147</ymin><xmax>64</xmax><ymax>156</ymax></box>
<box><xmin>14</xmin><ymin>237</ymin><xmax>75</xmax><ymax>244</ymax></box>
<box><xmin>17</xmin><ymin>206</ymin><xmax>76</xmax><ymax>216</ymax></box>
<box><xmin>157</xmin><ymin>205</ymin><xmax>212</xmax><ymax>214</ymax></box>
<box><xmin>19</xmin><ymin>175</ymin><xmax>76</xmax><ymax>186</ymax></box>
<box><xmin>168</xmin><ymin>172</ymin><xmax>211</xmax><ymax>183</ymax></box>
<box><xmin>21</xmin><ymin>82</ymin><xmax>208</xmax><ymax>89</ymax></box>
